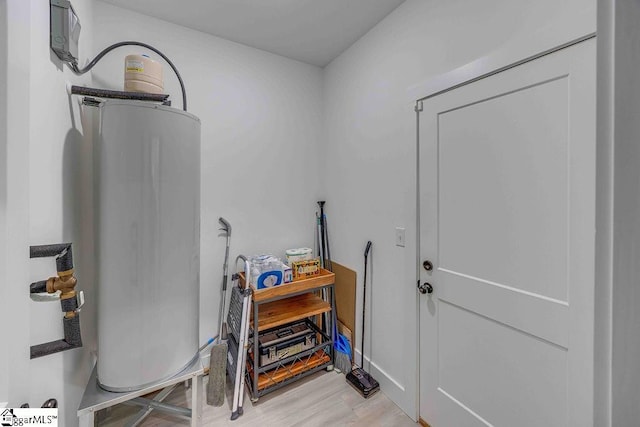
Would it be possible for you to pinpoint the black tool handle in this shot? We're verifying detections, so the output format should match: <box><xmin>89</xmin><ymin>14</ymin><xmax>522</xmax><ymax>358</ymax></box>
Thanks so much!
<box><xmin>364</xmin><ymin>241</ymin><xmax>372</xmax><ymax>258</ymax></box>
<box><xmin>318</xmin><ymin>201</ymin><xmax>327</xmax><ymax>268</ymax></box>
<box><xmin>361</xmin><ymin>240</ymin><xmax>372</xmax><ymax>368</ymax></box>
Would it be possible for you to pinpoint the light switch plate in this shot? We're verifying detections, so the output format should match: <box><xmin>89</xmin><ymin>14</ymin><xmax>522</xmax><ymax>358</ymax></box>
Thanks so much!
<box><xmin>395</xmin><ymin>227</ymin><xmax>405</xmax><ymax>247</ymax></box>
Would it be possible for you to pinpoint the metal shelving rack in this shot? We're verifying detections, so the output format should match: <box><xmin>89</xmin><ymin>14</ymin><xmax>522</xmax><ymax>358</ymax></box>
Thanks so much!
<box><xmin>239</xmin><ymin>269</ymin><xmax>336</xmax><ymax>401</ymax></box>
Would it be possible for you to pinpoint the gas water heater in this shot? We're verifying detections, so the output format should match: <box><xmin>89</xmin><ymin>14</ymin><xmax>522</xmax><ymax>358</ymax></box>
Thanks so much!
<box><xmin>96</xmin><ymin>100</ymin><xmax>201</xmax><ymax>391</ymax></box>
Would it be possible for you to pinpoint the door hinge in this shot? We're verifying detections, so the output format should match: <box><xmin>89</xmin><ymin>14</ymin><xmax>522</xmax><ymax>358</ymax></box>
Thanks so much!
<box><xmin>414</xmin><ymin>100</ymin><xmax>423</xmax><ymax>113</ymax></box>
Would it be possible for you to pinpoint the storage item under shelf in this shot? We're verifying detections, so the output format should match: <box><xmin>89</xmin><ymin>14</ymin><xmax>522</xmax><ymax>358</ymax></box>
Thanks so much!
<box><xmin>254</xmin><ymin>320</ymin><xmax>318</xmax><ymax>368</ymax></box>
<box><xmin>247</xmin><ymin>349</ymin><xmax>331</xmax><ymax>391</ymax></box>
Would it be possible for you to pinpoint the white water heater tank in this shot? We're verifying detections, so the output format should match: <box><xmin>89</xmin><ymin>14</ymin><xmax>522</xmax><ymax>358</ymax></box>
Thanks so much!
<box><xmin>96</xmin><ymin>100</ymin><xmax>201</xmax><ymax>392</ymax></box>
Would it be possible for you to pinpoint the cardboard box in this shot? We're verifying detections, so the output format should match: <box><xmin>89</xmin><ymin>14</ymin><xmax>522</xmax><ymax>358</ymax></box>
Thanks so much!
<box><xmin>292</xmin><ymin>258</ymin><xmax>320</xmax><ymax>280</ymax></box>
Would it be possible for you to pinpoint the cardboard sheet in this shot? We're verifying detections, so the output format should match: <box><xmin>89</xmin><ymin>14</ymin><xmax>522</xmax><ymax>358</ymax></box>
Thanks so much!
<box><xmin>332</xmin><ymin>261</ymin><xmax>356</xmax><ymax>358</ymax></box>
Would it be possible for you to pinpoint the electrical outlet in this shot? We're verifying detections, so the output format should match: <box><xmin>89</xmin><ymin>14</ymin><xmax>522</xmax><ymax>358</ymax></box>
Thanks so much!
<box><xmin>395</xmin><ymin>227</ymin><xmax>405</xmax><ymax>247</ymax></box>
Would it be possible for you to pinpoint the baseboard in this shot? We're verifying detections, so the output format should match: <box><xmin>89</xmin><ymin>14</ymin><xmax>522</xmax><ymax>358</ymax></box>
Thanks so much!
<box><xmin>354</xmin><ymin>349</ymin><xmax>405</xmax><ymax>390</ymax></box>
<box><xmin>354</xmin><ymin>349</ymin><xmax>415</xmax><ymax>420</ymax></box>
<box><xmin>419</xmin><ymin>417</ymin><xmax>431</xmax><ymax>427</ymax></box>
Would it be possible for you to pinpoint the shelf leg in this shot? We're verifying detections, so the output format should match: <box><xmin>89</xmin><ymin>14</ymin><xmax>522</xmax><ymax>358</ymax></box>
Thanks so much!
<box><xmin>191</xmin><ymin>375</ymin><xmax>202</xmax><ymax>426</ymax></box>
<box><xmin>79</xmin><ymin>410</ymin><xmax>94</xmax><ymax>427</ymax></box>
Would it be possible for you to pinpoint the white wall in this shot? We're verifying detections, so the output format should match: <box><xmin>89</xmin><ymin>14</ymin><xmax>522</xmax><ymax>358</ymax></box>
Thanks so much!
<box><xmin>322</xmin><ymin>0</ymin><xmax>595</xmax><ymax>419</ymax></box>
<box><xmin>4</xmin><ymin>0</ymin><xmax>33</xmax><ymax>412</ymax></box>
<box><xmin>3</xmin><ymin>0</ymin><xmax>95</xmax><ymax>424</ymax></box>
<box><xmin>91</xmin><ymin>1</ymin><xmax>324</xmax><ymax>351</ymax></box>
<box><xmin>606</xmin><ymin>1</ymin><xmax>640</xmax><ymax>425</ymax></box>
<box><xmin>28</xmin><ymin>0</ymin><xmax>95</xmax><ymax>424</ymax></box>
<box><xmin>0</xmin><ymin>0</ymin><xmax>9</xmax><ymax>405</ymax></box>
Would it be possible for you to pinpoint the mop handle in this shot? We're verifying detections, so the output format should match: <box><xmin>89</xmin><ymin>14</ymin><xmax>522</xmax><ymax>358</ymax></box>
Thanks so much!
<box><xmin>218</xmin><ymin>217</ymin><xmax>232</xmax><ymax>339</ymax></box>
<box><xmin>219</xmin><ymin>218</ymin><xmax>231</xmax><ymax>279</ymax></box>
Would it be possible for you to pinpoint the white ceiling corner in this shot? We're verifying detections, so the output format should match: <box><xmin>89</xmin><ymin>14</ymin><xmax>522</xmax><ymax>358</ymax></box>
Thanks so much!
<box><xmin>97</xmin><ymin>0</ymin><xmax>406</xmax><ymax>67</ymax></box>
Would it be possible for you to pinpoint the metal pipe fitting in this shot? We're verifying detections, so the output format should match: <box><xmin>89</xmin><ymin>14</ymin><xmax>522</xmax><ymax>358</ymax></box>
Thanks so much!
<box><xmin>29</xmin><ymin>243</ymin><xmax>83</xmax><ymax>359</ymax></box>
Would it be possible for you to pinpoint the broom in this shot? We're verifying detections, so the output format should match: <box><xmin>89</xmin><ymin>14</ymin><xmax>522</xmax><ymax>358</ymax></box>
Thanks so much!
<box><xmin>334</xmin><ymin>333</ymin><xmax>352</xmax><ymax>374</ymax></box>
<box><xmin>207</xmin><ymin>217</ymin><xmax>232</xmax><ymax>406</ymax></box>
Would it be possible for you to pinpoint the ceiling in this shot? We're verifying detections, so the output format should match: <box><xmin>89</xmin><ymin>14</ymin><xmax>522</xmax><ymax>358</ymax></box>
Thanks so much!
<box><xmin>98</xmin><ymin>0</ymin><xmax>406</xmax><ymax>67</ymax></box>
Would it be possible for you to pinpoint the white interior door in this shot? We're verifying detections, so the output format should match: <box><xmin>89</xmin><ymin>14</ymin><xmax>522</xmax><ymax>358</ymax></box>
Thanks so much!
<box><xmin>418</xmin><ymin>38</ymin><xmax>595</xmax><ymax>427</ymax></box>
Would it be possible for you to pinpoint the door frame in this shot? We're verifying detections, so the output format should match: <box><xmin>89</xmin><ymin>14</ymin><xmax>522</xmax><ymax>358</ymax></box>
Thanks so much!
<box><xmin>413</xmin><ymin>33</ymin><xmax>599</xmax><ymax>425</ymax></box>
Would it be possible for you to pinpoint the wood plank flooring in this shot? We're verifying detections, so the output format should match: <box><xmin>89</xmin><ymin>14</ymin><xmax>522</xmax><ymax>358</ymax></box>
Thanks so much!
<box><xmin>98</xmin><ymin>370</ymin><xmax>417</xmax><ymax>426</ymax></box>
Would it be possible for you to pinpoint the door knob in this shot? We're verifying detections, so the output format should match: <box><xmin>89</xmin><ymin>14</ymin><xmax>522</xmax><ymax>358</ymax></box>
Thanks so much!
<box><xmin>418</xmin><ymin>282</ymin><xmax>433</xmax><ymax>294</ymax></box>
<box><xmin>423</xmin><ymin>260</ymin><xmax>433</xmax><ymax>271</ymax></box>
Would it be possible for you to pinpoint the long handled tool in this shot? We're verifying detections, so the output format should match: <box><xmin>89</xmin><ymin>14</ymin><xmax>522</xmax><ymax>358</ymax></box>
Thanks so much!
<box><xmin>316</xmin><ymin>212</ymin><xmax>324</xmax><ymax>265</ymax></box>
<box><xmin>227</xmin><ymin>255</ymin><xmax>252</xmax><ymax>420</ymax></box>
<box><xmin>316</xmin><ymin>201</ymin><xmax>333</xmax><ymax>339</ymax></box>
<box><xmin>317</xmin><ymin>201</ymin><xmax>333</xmax><ymax>271</ymax></box>
<box><xmin>207</xmin><ymin>217</ymin><xmax>232</xmax><ymax>406</ymax></box>
<box><xmin>318</xmin><ymin>201</ymin><xmax>327</xmax><ymax>268</ymax></box>
<box><xmin>323</xmin><ymin>213</ymin><xmax>332</xmax><ymax>272</ymax></box>
<box><xmin>345</xmin><ymin>241</ymin><xmax>380</xmax><ymax>398</ymax></box>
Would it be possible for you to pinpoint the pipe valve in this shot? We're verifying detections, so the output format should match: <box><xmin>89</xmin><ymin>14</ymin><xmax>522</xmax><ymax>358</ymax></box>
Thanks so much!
<box><xmin>29</xmin><ymin>243</ymin><xmax>83</xmax><ymax>358</ymax></box>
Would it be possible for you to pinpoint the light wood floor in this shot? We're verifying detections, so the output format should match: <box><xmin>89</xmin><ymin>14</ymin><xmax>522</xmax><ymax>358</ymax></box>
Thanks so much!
<box><xmin>98</xmin><ymin>370</ymin><xmax>417</xmax><ymax>426</ymax></box>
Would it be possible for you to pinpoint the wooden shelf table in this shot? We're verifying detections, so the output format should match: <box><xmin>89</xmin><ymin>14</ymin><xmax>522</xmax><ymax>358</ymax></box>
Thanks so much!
<box><xmin>240</xmin><ymin>268</ymin><xmax>336</xmax><ymax>400</ymax></box>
